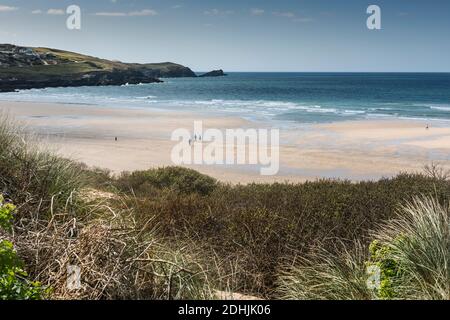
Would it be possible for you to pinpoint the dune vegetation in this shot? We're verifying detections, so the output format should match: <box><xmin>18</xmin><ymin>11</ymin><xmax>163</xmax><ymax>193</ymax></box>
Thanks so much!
<box><xmin>0</xmin><ymin>115</ymin><xmax>449</xmax><ymax>300</ymax></box>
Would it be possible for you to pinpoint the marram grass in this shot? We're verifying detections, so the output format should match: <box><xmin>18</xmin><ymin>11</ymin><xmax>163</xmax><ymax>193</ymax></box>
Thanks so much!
<box><xmin>277</xmin><ymin>197</ymin><xmax>449</xmax><ymax>300</ymax></box>
<box><xmin>372</xmin><ymin>197</ymin><xmax>449</xmax><ymax>300</ymax></box>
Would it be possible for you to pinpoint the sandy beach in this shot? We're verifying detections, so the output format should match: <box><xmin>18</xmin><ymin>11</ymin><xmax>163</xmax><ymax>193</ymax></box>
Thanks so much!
<box><xmin>1</xmin><ymin>100</ymin><xmax>450</xmax><ymax>184</ymax></box>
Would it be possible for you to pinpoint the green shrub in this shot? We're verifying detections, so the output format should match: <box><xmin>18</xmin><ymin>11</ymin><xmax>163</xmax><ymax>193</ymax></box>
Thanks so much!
<box><xmin>116</xmin><ymin>166</ymin><xmax>218</xmax><ymax>196</ymax></box>
<box><xmin>0</xmin><ymin>241</ymin><xmax>48</xmax><ymax>300</ymax></box>
<box><xmin>367</xmin><ymin>239</ymin><xmax>403</xmax><ymax>299</ymax></box>
<box><xmin>0</xmin><ymin>196</ymin><xmax>48</xmax><ymax>300</ymax></box>
<box><xmin>0</xmin><ymin>195</ymin><xmax>15</xmax><ymax>230</ymax></box>
<box><xmin>0</xmin><ymin>198</ymin><xmax>15</xmax><ymax>232</ymax></box>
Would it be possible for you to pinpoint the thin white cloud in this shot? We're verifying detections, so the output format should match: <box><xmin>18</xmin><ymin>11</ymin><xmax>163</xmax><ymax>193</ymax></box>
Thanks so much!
<box><xmin>95</xmin><ymin>9</ymin><xmax>158</xmax><ymax>17</ymax></box>
<box><xmin>128</xmin><ymin>9</ymin><xmax>157</xmax><ymax>16</ymax></box>
<box><xmin>172</xmin><ymin>4</ymin><xmax>183</xmax><ymax>9</ymax></box>
<box><xmin>0</xmin><ymin>5</ymin><xmax>18</xmax><ymax>12</ymax></box>
<box><xmin>31</xmin><ymin>9</ymin><xmax>43</xmax><ymax>14</ymax></box>
<box><xmin>204</xmin><ymin>8</ymin><xmax>219</xmax><ymax>15</ymax></box>
<box><xmin>95</xmin><ymin>12</ymin><xmax>127</xmax><ymax>16</ymax></box>
<box><xmin>47</xmin><ymin>9</ymin><xmax>65</xmax><ymax>15</ymax></box>
<box><xmin>273</xmin><ymin>11</ymin><xmax>295</xmax><ymax>18</ymax></box>
<box><xmin>204</xmin><ymin>8</ymin><xmax>233</xmax><ymax>16</ymax></box>
<box><xmin>250</xmin><ymin>8</ymin><xmax>265</xmax><ymax>16</ymax></box>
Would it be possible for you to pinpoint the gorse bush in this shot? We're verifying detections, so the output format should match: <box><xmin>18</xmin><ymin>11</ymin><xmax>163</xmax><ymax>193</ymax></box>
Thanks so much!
<box><xmin>115</xmin><ymin>167</ymin><xmax>218</xmax><ymax>196</ymax></box>
<box><xmin>0</xmin><ymin>196</ymin><xmax>48</xmax><ymax>300</ymax></box>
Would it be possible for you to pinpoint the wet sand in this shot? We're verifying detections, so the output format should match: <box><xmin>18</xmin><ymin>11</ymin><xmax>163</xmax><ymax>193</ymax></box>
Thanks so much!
<box><xmin>1</xmin><ymin>101</ymin><xmax>450</xmax><ymax>184</ymax></box>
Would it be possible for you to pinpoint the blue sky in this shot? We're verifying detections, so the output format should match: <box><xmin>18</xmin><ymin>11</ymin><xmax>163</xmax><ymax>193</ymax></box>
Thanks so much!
<box><xmin>0</xmin><ymin>0</ymin><xmax>449</xmax><ymax>72</ymax></box>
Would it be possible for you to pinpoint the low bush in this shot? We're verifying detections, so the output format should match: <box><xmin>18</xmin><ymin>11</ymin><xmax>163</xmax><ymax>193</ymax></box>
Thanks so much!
<box><xmin>0</xmin><ymin>196</ymin><xmax>48</xmax><ymax>300</ymax></box>
<box><xmin>115</xmin><ymin>167</ymin><xmax>218</xmax><ymax>196</ymax></box>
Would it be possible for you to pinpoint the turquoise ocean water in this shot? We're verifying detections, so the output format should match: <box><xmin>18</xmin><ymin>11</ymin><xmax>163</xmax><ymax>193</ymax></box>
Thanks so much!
<box><xmin>1</xmin><ymin>72</ymin><xmax>450</xmax><ymax>125</ymax></box>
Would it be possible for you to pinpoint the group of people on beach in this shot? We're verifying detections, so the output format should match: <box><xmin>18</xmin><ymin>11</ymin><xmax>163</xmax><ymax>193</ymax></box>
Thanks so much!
<box><xmin>189</xmin><ymin>134</ymin><xmax>202</xmax><ymax>146</ymax></box>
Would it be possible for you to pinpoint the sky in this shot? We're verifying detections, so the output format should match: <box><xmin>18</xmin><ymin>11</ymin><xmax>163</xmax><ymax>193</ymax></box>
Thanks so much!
<box><xmin>0</xmin><ymin>0</ymin><xmax>449</xmax><ymax>72</ymax></box>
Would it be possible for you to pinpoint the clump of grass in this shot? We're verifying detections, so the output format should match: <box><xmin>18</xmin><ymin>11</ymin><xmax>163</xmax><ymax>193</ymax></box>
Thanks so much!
<box><xmin>148</xmin><ymin>243</ymin><xmax>217</xmax><ymax>300</ymax></box>
<box><xmin>371</xmin><ymin>197</ymin><xmax>449</xmax><ymax>300</ymax></box>
<box><xmin>276</xmin><ymin>196</ymin><xmax>450</xmax><ymax>300</ymax></box>
<box><xmin>276</xmin><ymin>242</ymin><xmax>374</xmax><ymax>300</ymax></box>
<box><xmin>0</xmin><ymin>114</ymin><xmax>85</xmax><ymax>217</ymax></box>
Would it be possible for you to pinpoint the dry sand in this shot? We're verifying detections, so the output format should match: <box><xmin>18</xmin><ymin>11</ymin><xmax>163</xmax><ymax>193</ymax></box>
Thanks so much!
<box><xmin>1</xmin><ymin>100</ymin><xmax>450</xmax><ymax>184</ymax></box>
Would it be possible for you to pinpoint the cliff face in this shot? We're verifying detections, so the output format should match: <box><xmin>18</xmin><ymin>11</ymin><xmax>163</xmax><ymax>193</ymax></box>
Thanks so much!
<box><xmin>137</xmin><ymin>63</ymin><xmax>197</xmax><ymax>78</ymax></box>
<box><xmin>0</xmin><ymin>69</ymin><xmax>164</xmax><ymax>92</ymax></box>
<box><xmin>0</xmin><ymin>44</ymin><xmax>196</xmax><ymax>92</ymax></box>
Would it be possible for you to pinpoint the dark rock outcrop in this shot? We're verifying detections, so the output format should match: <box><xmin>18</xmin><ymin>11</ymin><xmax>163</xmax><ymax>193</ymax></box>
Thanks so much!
<box><xmin>0</xmin><ymin>69</ymin><xmax>163</xmax><ymax>92</ymax></box>
<box><xmin>199</xmin><ymin>69</ymin><xmax>227</xmax><ymax>77</ymax></box>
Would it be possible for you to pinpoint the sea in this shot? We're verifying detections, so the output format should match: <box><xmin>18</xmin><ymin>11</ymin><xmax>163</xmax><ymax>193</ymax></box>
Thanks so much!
<box><xmin>1</xmin><ymin>72</ymin><xmax>450</xmax><ymax>126</ymax></box>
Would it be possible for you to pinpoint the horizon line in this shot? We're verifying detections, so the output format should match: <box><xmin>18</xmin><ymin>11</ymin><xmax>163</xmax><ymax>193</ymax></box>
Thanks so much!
<box><xmin>194</xmin><ymin>71</ymin><xmax>450</xmax><ymax>74</ymax></box>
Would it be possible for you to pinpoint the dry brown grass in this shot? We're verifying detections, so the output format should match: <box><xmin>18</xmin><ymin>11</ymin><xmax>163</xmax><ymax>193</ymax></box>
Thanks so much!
<box><xmin>11</xmin><ymin>190</ymin><xmax>223</xmax><ymax>300</ymax></box>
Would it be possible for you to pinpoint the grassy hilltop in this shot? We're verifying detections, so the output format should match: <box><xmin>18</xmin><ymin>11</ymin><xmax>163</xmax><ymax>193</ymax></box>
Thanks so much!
<box><xmin>0</xmin><ymin>116</ymin><xmax>449</xmax><ymax>300</ymax></box>
<box><xmin>0</xmin><ymin>44</ymin><xmax>197</xmax><ymax>92</ymax></box>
